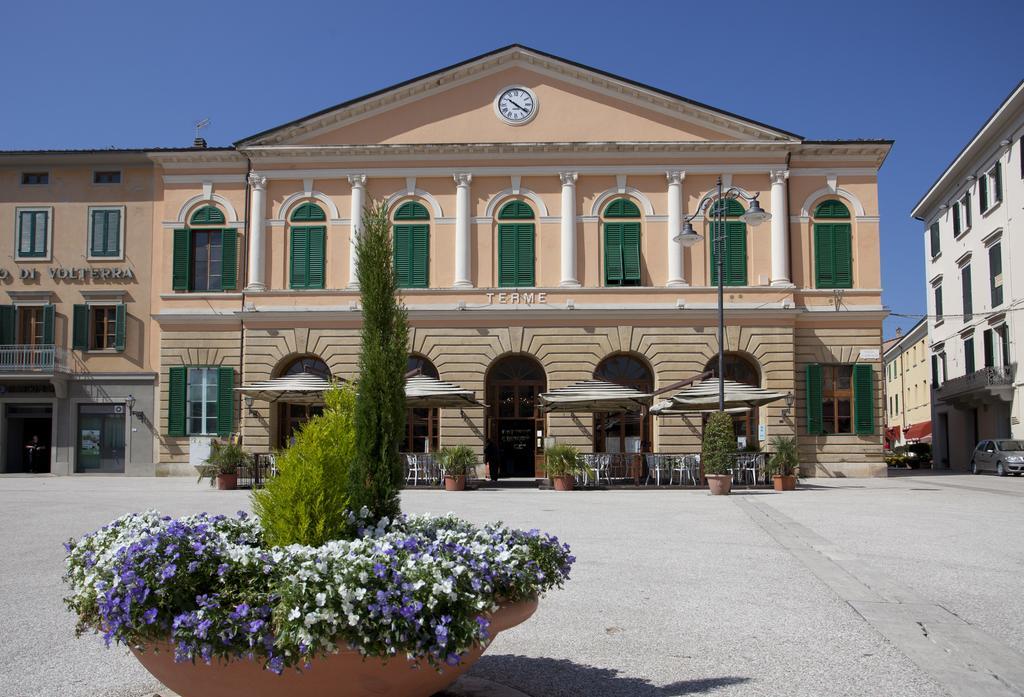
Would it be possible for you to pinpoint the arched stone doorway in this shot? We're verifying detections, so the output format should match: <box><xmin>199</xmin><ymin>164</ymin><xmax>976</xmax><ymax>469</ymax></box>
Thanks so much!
<box><xmin>703</xmin><ymin>353</ymin><xmax>761</xmax><ymax>447</ymax></box>
<box><xmin>405</xmin><ymin>355</ymin><xmax>440</xmax><ymax>453</ymax></box>
<box><xmin>486</xmin><ymin>355</ymin><xmax>546</xmax><ymax>477</ymax></box>
<box><xmin>276</xmin><ymin>355</ymin><xmax>331</xmax><ymax>448</ymax></box>
<box><xmin>594</xmin><ymin>354</ymin><xmax>653</xmax><ymax>453</ymax></box>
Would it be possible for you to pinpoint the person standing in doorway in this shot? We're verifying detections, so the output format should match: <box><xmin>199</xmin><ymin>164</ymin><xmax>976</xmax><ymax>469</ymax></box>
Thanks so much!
<box><xmin>24</xmin><ymin>435</ymin><xmax>45</xmax><ymax>474</ymax></box>
<box><xmin>484</xmin><ymin>438</ymin><xmax>499</xmax><ymax>482</ymax></box>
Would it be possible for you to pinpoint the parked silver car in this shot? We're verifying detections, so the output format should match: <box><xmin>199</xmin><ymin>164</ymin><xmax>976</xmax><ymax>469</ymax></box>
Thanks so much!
<box><xmin>971</xmin><ymin>440</ymin><xmax>1024</xmax><ymax>476</ymax></box>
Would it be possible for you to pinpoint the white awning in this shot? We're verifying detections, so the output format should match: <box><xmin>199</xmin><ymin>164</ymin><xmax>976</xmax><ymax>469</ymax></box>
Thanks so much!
<box><xmin>539</xmin><ymin>380</ymin><xmax>653</xmax><ymax>413</ymax></box>
<box><xmin>235</xmin><ymin>374</ymin><xmax>335</xmax><ymax>404</ymax></box>
<box><xmin>654</xmin><ymin>378</ymin><xmax>788</xmax><ymax>413</ymax></box>
<box><xmin>650</xmin><ymin>400</ymin><xmax>750</xmax><ymax>416</ymax></box>
<box><xmin>405</xmin><ymin>374</ymin><xmax>486</xmax><ymax>409</ymax></box>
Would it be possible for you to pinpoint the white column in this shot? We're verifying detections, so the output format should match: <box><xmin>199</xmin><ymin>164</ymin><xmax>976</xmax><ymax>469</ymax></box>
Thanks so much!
<box><xmin>245</xmin><ymin>172</ymin><xmax>268</xmax><ymax>291</ymax></box>
<box><xmin>559</xmin><ymin>172</ymin><xmax>579</xmax><ymax>287</ymax></box>
<box><xmin>769</xmin><ymin>169</ymin><xmax>791</xmax><ymax>287</ymax></box>
<box><xmin>453</xmin><ymin>173</ymin><xmax>473</xmax><ymax>287</ymax></box>
<box><xmin>347</xmin><ymin>174</ymin><xmax>366</xmax><ymax>288</ymax></box>
<box><xmin>666</xmin><ymin>170</ymin><xmax>686</xmax><ymax>287</ymax></box>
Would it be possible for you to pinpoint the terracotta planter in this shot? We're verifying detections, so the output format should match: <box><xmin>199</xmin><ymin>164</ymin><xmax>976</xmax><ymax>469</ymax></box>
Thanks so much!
<box><xmin>773</xmin><ymin>474</ymin><xmax>797</xmax><ymax>491</ymax></box>
<box><xmin>215</xmin><ymin>473</ymin><xmax>237</xmax><ymax>491</ymax></box>
<box><xmin>130</xmin><ymin>599</ymin><xmax>538</xmax><ymax>697</ymax></box>
<box><xmin>705</xmin><ymin>473</ymin><xmax>732</xmax><ymax>495</ymax></box>
<box><xmin>551</xmin><ymin>475</ymin><xmax>574</xmax><ymax>491</ymax></box>
<box><xmin>443</xmin><ymin>475</ymin><xmax>466</xmax><ymax>491</ymax></box>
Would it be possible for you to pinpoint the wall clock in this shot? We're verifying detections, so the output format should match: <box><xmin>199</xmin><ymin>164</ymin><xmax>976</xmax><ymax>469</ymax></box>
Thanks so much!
<box><xmin>494</xmin><ymin>86</ymin><xmax>538</xmax><ymax>125</ymax></box>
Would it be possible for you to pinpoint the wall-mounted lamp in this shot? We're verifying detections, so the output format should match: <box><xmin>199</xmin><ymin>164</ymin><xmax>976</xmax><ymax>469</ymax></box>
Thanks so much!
<box><xmin>244</xmin><ymin>395</ymin><xmax>258</xmax><ymax>417</ymax></box>
<box><xmin>781</xmin><ymin>392</ymin><xmax>795</xmax><ymax>419</ymax></box>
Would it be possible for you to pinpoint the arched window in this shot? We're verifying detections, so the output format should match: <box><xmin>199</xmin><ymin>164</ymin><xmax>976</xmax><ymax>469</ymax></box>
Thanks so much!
<box><xmin>594</xmin><ymin>354</ymin><xmax>653</xmax><ymax>454</ymax></box>
<box><xmin>393</xmin><ymin>201</ymin><xmax>430</xmax><ymax>288</ymax></box>
<box><xmin>280</xmin><ymin>355</ymin><xmax>331</xmax><ymax>379</ymax></box>
<box><xmin>172</xmin><ymin>205</ymin><xmax>237</xmax><ymax>292</ymax></box>
<box><xmin>813</xmin><ymin>199</ymin><xmax>852</xmax><ymax>289</ymax></box>
<box><xmin>603</xmin><ymin>198</ymin><xmax>642</xmax><ymax>286</ymax></box>
<box><xmin>404</xmin><ymin>355</ymin><xmax>440</xmax><ymax>453</ymax></box>
<box><xmin>707</xmin><ymin>198</ymin><xmax>747</xmax><ymax>286</ymax></box>
<box><xmin>704</xmin><ymin>353</ymin><xmax>761</xmax><ymax>446</ymax></box>
<box><xmin>289</xmin><ymin>203</ymin><xmax>326</xmax><ymax>289</ymax></box>
<box><xmin>497</xmin><ymin>200</ymin><xmax>535</xmax><ymax>287</ymax></box>
<box><xmin>486</xmin><ymin>354</ymin><xmax>546</xmax><ymax>477</ymax></box>
<box><xmin>276</xmin><ymin>355</ymin><xmax>331</xmax><ymax>447</ymax></box>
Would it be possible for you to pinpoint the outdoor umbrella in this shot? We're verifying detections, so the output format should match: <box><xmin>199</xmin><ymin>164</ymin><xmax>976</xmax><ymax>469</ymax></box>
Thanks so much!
<box><xmin>235</xmin><ymin>373</ymin><xmax>335</xmax><ymax>404</ymax></box>
<box><xmin>538</xmin><ymin>380</ymin><xmax>653</xmax><ymax>414</ymax></box>
<box><xmin>656</xmin><ymin>378</ymin><xmax>788</xmax><ymax>412</ymax></box>
<box><xmin>404</xmin><ymin>374</ymin><xmax>486</xmax><ymax>409</ymax></box>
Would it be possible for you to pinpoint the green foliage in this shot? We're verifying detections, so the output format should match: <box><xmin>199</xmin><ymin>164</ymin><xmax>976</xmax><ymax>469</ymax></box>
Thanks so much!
<box><xmin>252</xmin><ymin>385</ymin><xmax>357</xmax><ymax>546</ymax></box>
<box><xmin>196</xmin><ymin>440</ymin><xmax>252</xmax><ymax>484</ymax></box>
<box><xmin>347</xmin><ymin>202</ymin><xmax>409</xmax><ymax>524</ymax></box>
<box><xmin>701</xmin><ymin>411</ymin><xmax>736</xmax><ymax>475</ymax></box>
<box><xmin>438</xmin><ymin>445</ymin><xmax>477</xmax><ymax>476</ymax></box>
<box><xmin>766</xmin><ymin>435</ymin><xmax>799</xmax><ymax>477</ymax></box>
<box><xmin>544</xmin><ymin>444</ymin><xmax>584</xmax><ymax>478</ymax></box>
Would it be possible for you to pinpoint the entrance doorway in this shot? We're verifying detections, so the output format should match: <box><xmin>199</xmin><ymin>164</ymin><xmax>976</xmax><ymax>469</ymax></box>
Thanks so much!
<box><xmin>275</xmin><ymin>356</ymin><xmax>331</xmax><ymax>448</ymax></box>
<box><xmin>703</xmin><ymin>353</ymin><xmax>762</xmax><ymax>448</ymax></box>
<box><xmin>593</xmin><ymin>354</ymin><xmax>653</xmax><ymax>454</ymax></box>
<box><xmin>486</xmin><ymin>355</ymin><xmax>546</xmax><ymax>477</ymax></box>
<box><xmin>4</xmin><ymin>403</ymin><xmax>52</xmax><ymax>473</ymax></box>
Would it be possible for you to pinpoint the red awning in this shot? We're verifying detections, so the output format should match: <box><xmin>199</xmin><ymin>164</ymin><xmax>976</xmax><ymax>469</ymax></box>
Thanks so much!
<box><xmin>904</xmin><ymin>421</ymin><xmax>932</xmax><ymax>442</ymax></box>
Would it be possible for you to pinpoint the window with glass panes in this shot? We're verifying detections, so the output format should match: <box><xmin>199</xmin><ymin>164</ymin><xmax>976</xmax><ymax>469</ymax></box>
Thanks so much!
<box><xmin>91</xmin><ymin>307</ymin><xmax>118</xmax><ymax>350</ymax></box>
<box><xmin>17</xmin><ymin>210</ymin><xmax>48</xmax><ymax>258</ymax></box>
<box><xmin>18</xmin><ymin>306</ymin><xmax>46</xmax><ymax>344</ymax></box>
<box><xmin>821</xmin><ymin>365</ymin><xmax>854</xmax><ymax>434</ymax></box>
<box><xmin>187</xmin><ymin>368</ymin><xmax>219</xmax><ymax>435</ymax></box>
<box><xmin>191</xmin><ymin>230</ymin><xmax>223</xmax><ymax>291</ymax></box>
<box><xmin>172</xmin><ymin>206</ymin><xmax>237</xmax><ymax>292</ymax></box>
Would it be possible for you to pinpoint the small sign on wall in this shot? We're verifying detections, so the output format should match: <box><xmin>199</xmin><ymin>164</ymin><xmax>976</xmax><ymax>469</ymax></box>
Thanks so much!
<box><xmin>758</xmin><ymin>424</ymin><xmax>767</xmax><ymax>442</ymax></box>
<box><xmin>859</xmin><ymin>348</ymin><xmax>881</xmax><ymax>361</ymax></box>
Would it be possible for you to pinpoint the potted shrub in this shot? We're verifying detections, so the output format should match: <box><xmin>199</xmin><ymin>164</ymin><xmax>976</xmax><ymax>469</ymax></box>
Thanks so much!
<box><xmin>62</xmin><ymin>203</ymin><xmax>575</xmax><ymax>697</ymax></box>
<box><xmin>766</xmin><ymin>435</ymin><xmax>798</xmax><ymax>491</ymax></box>
<box><xmin>196</xmin><ymin>440</ymin><xmax>253</xmax><ymax>490</ymax></box>
<box><xmin>545</xmin><ymin>444</ymin><xmax>583</xmax><ymax>491</ymax></box>
<box><xmin>437</xmin><ymin>445</ymin><xmax>477</xmax><ymax>491</ymax></box>
<box><xmin>702</xmin><ymin>411</ymin><xmax>735</xmax><ymax>495</ymax></box>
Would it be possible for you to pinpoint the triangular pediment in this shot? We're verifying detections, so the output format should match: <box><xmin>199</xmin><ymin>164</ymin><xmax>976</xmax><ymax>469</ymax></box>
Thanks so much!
<box><xmin>238</xmin><ymin>45</ymin><xmax>800</xmax><ymax>148</ymax></box>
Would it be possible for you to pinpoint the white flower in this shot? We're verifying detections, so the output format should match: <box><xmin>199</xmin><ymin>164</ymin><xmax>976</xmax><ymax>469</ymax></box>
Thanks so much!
<box><xmin>288</xmin><ymin>607</ymin><xmax>301</xmax><ymax>621</ymax></box>
<box><xmin>315</xmin><ymin>592</ymin><xmax>327</xmax><ymax>607</ymax></box>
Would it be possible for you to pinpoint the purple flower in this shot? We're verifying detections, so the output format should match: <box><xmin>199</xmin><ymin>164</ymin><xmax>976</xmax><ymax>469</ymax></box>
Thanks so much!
<box><xmin>143</xmin><ymin>608</ymin><xmax>158</xmax><ymax>625</ymax></box>
<box><xmin>160</xmin><ymin>564</ymin><xmax>177</xmax><ymax>580</ymax></box>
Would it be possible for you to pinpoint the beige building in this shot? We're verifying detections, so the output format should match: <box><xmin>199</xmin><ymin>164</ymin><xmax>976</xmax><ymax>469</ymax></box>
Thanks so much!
<box><xmin>883</xmin><ymin>319</ymin><xmax>931</xmax><ymax>446</ymax></box>
<box><xmin>1</xmin><ymin>45</ymin><xmax>892</xmax><ymax>477</ymax></box>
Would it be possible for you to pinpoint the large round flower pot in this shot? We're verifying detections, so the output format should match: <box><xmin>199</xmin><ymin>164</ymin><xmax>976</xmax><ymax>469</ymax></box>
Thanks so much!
<box><xmin>131</xmin><ymin>598</ymin><xmax>537</xmax><ymax>697</ymax></box>
<box><xmin>772</xmin><ymin>474</ymin><xmax>796</xmax><ymax>492</ymax></box>
<box><xmin>443</xmin><ymin>475</ymin><xmax>466</xmax><ymax>491</ymax></box>
<box><xmin>215</xmin><ymin>473</ymin><xmax>237</xmax><ymax>490</ymax></box>
<box><xmin>551</xmin><ymin>475</ymin><xmax>574</xmax><ymax>491</ymax></box>
<box><xmin>705</xmin><ymin>473</ymin><xmax>732</xmax><ymax>495</ymax></box>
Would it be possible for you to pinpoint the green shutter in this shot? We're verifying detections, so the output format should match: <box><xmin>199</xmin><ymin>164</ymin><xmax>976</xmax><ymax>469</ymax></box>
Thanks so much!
<box><xmin>516</xmin><ymin>224</ymin><xmax>534</xmax><ymax>286</ymax></box>
<box><xmin>307</xmin><ymin>227</ymin><xmax>326</xmax><ymax>289</ymax></box>
<box><xmin>290</xmin><ymin>228</ymin><xmax>309</xmax><ymax>288</ymax></box>
<box><xmin>393</xmin><ymin>226</ymin><xmax>411</xmax><ymax>287</ymax></box>
<box><xmin>90</xmin><ymin>211</ymin><xmax>105</xmax><ymax>256</ymax></box>
<box><xmin>994</xmin><ymin>162</ymin><xmax>1003</xmax><ymax>202</ymax></box>
<box><xmin>172</xmin><ymin>229</ymin><xmax>190</xmax><ymax>291</ymax></box>
<box><xmin>622</xmin><ymin>222</ymin><xmax>641</xmax><ymax>283</ymax></box>
<box><xmin>983</xmin><ymin>329</ymin><xmax>994</xmax><ymax>368</ymax></box>
<box><xmin>814</xmin><ymin>224</ymin><xmax>835</xmax><ymax>287</ymax></box>
<box><xmin>709</xmin><ymin>198</ymin><xmax>745</xmax><ymax>217</ymax></box>
<box><xmin>853</xmin><ymin>364</ymin><xmax>875</xmax><ymax>435</ymax></box>
<box><xmin>290</xmin><ymin>202</ymin><xmax>326</xmax><ymax>222</ymax></box>
<box><xmin>394</xmin><ymin>201</ymin><xmax>430</xmax><ymax>221</ymax></box>
<box><xmin>0</xmin><ymin>306</ymin><xmax>14</xmax><ymax>345</ymax></box>
<box><xmin>725</xmin><ymin>222</ymin><xmax>746</xmax><ymax>285</ymax></box>
<box><xmin>980</xmin><ymin>175</ymin><xmax>989</xmax><ymax>211</ymax></box>
<box><xmin>220</xmin><ymin>229</ymin><xmax>237</xmax><ymax>290</ymax></box>
<box><xmin>410</xmin><ymin>224</ymin><xmax>428</xmax><ymax>288</ymax></box>
<box><xmin>929</xmin><ymin>223</ymin><xmax>940</xmax><ymax>258</ymax></box>
<box><xmin>604</xmin><ymin>198</ymin><xmax>641</xmax><ymax>218</ymax></box>
<box><xmin>216</xmin><ymin>366</ymin><xmax>234</xmax><ymax>437</ymax></box>
<box><xmin>190</xmin><ymin>205</ymin><xmax>225</xmax><ymax>225</ymax></box>
<box><xmin>498</xmin><ymin>200</ymin><xmax>535</xmax><ymax>220</ymax></box>
<box><xmin>498</xmin><ymin>224</ymin><xmax>518</xmax><ymax>286</ymax></box>
<box><xmin>709</xmin><ymin>221</ymin><xmax>722</xmax><ymax>285</ymax></box>
<box><xmin>814</xmin><ymin>200</ymin><xmax>851</xmax><ymax>219</ymax></box>
<box><xmin>806</xmin><ymin>363</ymin><xmax>823</xmax><ymax>435</ymax></box>
<box><xmin>167</xmin><ymin>366</ymin><xmax>186</xmax><ymax>436</ymax></box>
<box><xmin>604</xmin><ymin>223</ymin><xmax>624</xmax><ymax>283</ymax></box>
<box><xmin>72</xmin><ymin>305</ymin><xmax>89</xmax><ymax>350</ymax></box>
<box><xmin>42</xmin><ymin>304</ymin><xmax>55</xmax><ymax>344</ymax></box>
<box><xmin>114</xmin><ymin>303</ymin><xmax>126</xmax><ymax>352</ymax></box>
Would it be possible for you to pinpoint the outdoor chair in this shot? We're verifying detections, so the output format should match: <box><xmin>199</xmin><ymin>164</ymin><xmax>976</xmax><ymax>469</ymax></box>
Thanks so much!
<box><xmin>591</xmin><ymin>454</ymin><xmax>611</xmax><ymax>486</ymax></box>
<box><xmin>670</xmin><ymin>455</ymin><xmax>699</xmax><ymax>486</ymax></box>
<box><xmin>643</xmin><ymin>453</ymin><xmax>668</xmax><ymax>486</ymax></box>
<box><xmin>405</xmin><ymin>453</ymin><xmax>429</xmax><ymax>487</ymax></box>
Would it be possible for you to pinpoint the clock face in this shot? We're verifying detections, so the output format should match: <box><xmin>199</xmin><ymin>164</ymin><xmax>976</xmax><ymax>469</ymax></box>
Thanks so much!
<box><xmin>495</xmin><ymin>87</ymin><xmax>537</xmax><ymax>125</ymax></box>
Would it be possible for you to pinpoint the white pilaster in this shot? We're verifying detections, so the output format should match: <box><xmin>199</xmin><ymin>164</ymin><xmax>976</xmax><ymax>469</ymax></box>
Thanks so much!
<box><xmin>666</xmin><ymin>170</ymin><xmax>686</xmax><ymax>287</ymax></box>
<box><xmin>348</xmin><ymin>174</ymin><xmax>367</xmax><ymax>288</ymax></box>
<box><xmin>769</xmin><ymin>170</ymin><xmax>792</xmax><ymax>287</ymax></box>
<box><xmin>245</xmin><ymin>172</ymin><xmax>268</xmax><ymax>291</ymax></box>
<box><xmin>453</xmin><ymin>173</ymin><xmax>473</xmax><ymax>288</ymax></box>
<box><xmin>559</xmin><ymin>172</ymin><xmax>579</xmax><ymax>288</ymax></box>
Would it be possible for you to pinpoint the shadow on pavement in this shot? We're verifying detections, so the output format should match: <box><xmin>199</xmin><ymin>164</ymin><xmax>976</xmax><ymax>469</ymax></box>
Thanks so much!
<box><xmin>467</xmin><ymin>655</ymin><xmax>750</xmax><ymax>696</ymax></box>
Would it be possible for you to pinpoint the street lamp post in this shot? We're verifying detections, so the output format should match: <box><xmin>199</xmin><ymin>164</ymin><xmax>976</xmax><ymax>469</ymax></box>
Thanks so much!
<box><xmin>675</xmin><ymin>177</ymin><xmax>771</xmax><ymax>411</ymax></box>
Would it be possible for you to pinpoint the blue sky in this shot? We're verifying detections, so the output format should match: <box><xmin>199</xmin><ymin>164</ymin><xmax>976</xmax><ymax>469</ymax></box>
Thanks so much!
<box><xmin>2</xmin><ymin>0</ymin><xmax>1021</xmax><ymax>337</ymax></box>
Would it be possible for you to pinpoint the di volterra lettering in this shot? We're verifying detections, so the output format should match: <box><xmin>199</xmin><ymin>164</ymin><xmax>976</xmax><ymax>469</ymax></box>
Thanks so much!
<box><xmin>0</xmin><ymin>266</ymin><xmax>136</xmax><ymax>282</ymax></box>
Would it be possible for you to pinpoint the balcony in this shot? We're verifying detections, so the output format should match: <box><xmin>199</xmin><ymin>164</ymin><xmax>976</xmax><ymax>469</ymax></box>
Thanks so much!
<box><xmin>936</xmin><ymin>365</ymin><xmax>1015</xmax><ymax>406</ymax></box>
<box><xmin>0</xmin><ymin>345</ymin><xmax>71</xmax><ymax>376</ymax></box>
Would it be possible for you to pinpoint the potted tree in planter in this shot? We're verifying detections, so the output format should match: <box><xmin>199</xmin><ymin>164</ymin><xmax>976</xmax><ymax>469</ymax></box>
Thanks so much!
<box><xmin>702</xmin><ymin>411</ymin><xmax>735</xmax><ymax>495</ymax></box>
<box><xmin>62</xmin><ymin>202</ymin><xmax>576</xmax><ymax>697</ymax></box>
<box><xmin>437</xmin><ymin>445</ymin><xmax>477</xmax><ymax>491</ymax></box>
<box><xmin>767</xmin><ymin>435</ymin><xmax>798</xmax><ymax>491</ymax></box>
<box><xmin>196</xmin><ymin>440</ymin><xmax>253</xmax><ymax>490</ymax></box>
<box><xmin>545</xmin><ymin>444</ymin><xmax>584</xmax><ymax>491</ymax></box>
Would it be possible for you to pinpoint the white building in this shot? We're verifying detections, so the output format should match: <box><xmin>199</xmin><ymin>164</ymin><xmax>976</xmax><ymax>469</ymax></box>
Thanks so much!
<box><xmin>912</xmin><ymin>81</ymin><xmax>1024</xmax><ymax>470</ymax></box>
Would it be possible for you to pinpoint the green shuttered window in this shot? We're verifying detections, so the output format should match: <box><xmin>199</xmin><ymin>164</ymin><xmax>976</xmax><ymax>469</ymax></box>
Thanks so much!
<box><xmin>0</xmin><ymin>305</ymin><xmax>14</xmax><ymax>344</ymax></box>
<box><xmin>603</xmin><ymin>198</ymin><xmax>641</xmax><ymax>286</ymax></box>
<box><xmin>172</xmin><ymin>224</ymin><xmax>237</xmax><ymax>292</ymax></box>
<box><xmin>17</xmin><ymin>210</ymin><xmax>49</xmax><ymax>258</ymax></box>
<box><xmin>929</xmin><ymin>222</ymin><xmax>940</xmax><ymax>258</ymax></box>
<box><xmin>167</xmin><ymin>366</ymin><xmax>187</xmax><ymax>436</ymax></box>
<box><xmin>813</xmin><ymin>201</ymin><xmax>852</xmax><ymax>289</ymax></box>
<box><xmin>290</xmin><ymin>226</ymin><xmax>326</xmax><ymax>289</ymax></box>
<box><xmin>189</xmin><ymin>205</ymin><xmax>225</xmax><ymax>225</ymax></box>
<box><xmin>806</xmin><ymin>363</ymin><xmax>874</xmax><ymax>435</ymax></box>
<box><xmin>90</xmin><ymin>209</ymin><xmax>121</xmax><ymax>257</ymax></box>
<box><xmin>72</xmin><ymin>304</ymin><xmax>126</xmax><ymax>351</ymax></box>
<box><xmin>167</xmin><ymin>366</ymin><xmax>233</xmax><ymax>437</ymax></box>
<box><xmin>497</xmin><ymin>201</ymin><xmax>535</xmax><ymax>287</ymax></box>
<box><xmin>709</xmin><ymin>221</ymin><xmax>747</xmax><ymax>286</ymax></box>
<box><xmin>806</xmin><ymin>364</ymin><xmax>823</xmax><ymax>435</ymax></box>
<box><xmin>852</xmin><ymin>364</ymin><xmax>874</xmax><ymax>435</ymax></box>
<box><xmin>393</xmin><ymin>202</ymin><xmax>430</xmax><ymax>288</ymax></box>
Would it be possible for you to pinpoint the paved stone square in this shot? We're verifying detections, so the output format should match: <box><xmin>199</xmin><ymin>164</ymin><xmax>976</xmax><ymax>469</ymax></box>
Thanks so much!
<box><xmin>2</xmin><ymin>473</ymin><xmax>1023</xmax><ymax>696</ymax></box>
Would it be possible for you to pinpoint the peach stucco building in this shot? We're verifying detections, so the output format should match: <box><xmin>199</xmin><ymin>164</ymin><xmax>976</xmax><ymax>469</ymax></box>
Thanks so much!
<box><xmin>0</xmin><ymin>45</ymin><xmax>891</xmax><ymax>477</ymax></box>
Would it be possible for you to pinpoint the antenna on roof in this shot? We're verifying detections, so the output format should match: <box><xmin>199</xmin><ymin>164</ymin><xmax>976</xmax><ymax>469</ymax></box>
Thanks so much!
<box><xmin>193</xmin><ymin>118</ymin><xmax>210</xmax><ymax>148</ymax></box>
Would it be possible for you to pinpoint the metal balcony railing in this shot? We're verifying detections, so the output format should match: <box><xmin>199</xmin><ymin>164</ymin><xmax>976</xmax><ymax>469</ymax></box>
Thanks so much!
<box><xmin>0</xmin><ymin>344</ymin><xmax>70</xmax><ymax>374</ymax></box>
<box><xmin>937</xmin><ymin>365</ymin><xmax>1014</xmax><ymax>400</ymax></box>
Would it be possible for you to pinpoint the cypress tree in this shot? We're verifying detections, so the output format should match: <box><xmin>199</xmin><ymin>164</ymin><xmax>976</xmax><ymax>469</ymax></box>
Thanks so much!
<box><xmin>347</xmin><ymin>202</ymin><xmax>409</xmax><ymax>523</ymax></box>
